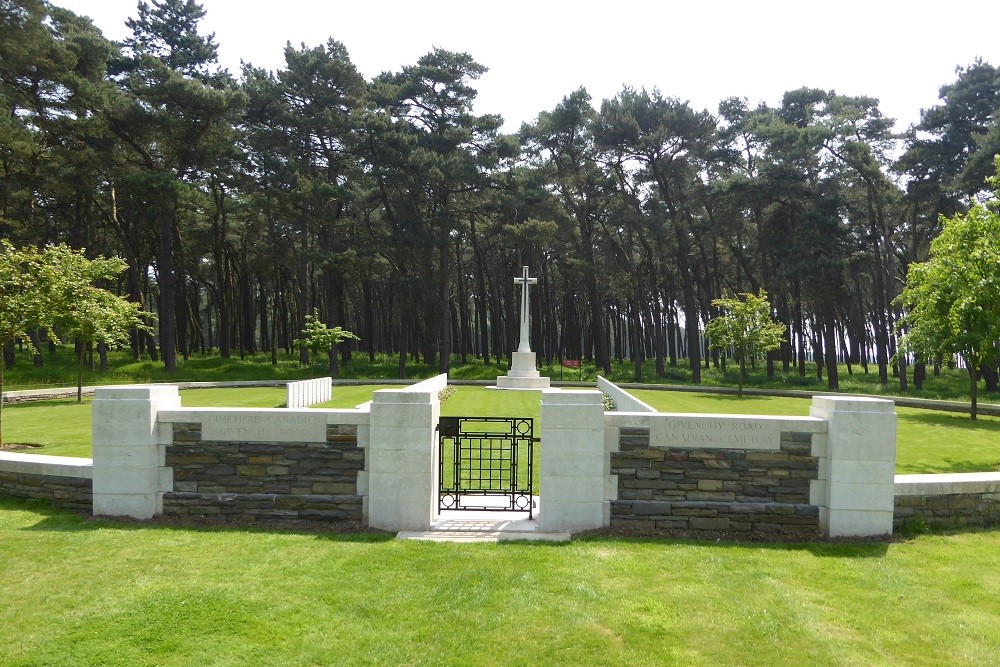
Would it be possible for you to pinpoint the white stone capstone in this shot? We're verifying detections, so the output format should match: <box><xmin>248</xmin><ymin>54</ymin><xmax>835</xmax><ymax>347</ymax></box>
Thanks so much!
<box><xmin>92</xmin><ymin>384</ymin><xmax>180</xmax><ymax>519</ymax></box>
<box><xmin>539</xmin><ymin>389</ymin><xmax>606</xmax><ymax>533</ymax></box>
<box><xmin>365</xmin><ymin>373</ymin><xmax>446</xmax><ymax>532</ymax></box>
<box><xmin>809</xmin><ymin>395</ymin><xmax>897</xmax><ymax>537</ymax></box>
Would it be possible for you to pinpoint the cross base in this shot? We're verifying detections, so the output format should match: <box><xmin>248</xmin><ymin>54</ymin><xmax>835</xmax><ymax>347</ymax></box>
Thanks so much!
<box><xmin>496</xmin><ymin>352</ymin><xmax>551</xmax><ymax>390</ymax></box>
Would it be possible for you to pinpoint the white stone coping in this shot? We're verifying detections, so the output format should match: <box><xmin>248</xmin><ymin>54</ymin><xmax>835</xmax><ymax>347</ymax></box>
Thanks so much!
<box><xmin>399</xmin><ymin>373</ymin><xmax>448</xmax><ymax>393</ymax></box>
<box><xmin>157</xmin><ymin>407</ymin><xmax>370</xmax><ymax>426</ymax></box>
<box><xmin>93</xmin><ymin>384</ymin><xmax>181</xmax><ymax>401</ymax></box>
<box><xmin>0</xmin><ymin>452</ymin><xmax>93</xmax><ymax>478</ymax></box>
<box><xmin>597</xmin><ymin>376</ymin><xmax>656</xmax><ymax>413</ymax></box>
<box><xmin>542</xmin><ymin>388</ymin><xmax>602</xmax><ymax>404</ymax></box>
<box><xmin>604</xmin><ymin>411</ymin><xmax>827</xmax><ymax>433</ymax></box>
<box><xmin>811</xmin><ymin>395</ymin><xmax>896</xmax><ymax>413</ymax></box>
<box><xmin>895</xmin><ymin>472</ymin><xmax>1000</xmax><ymax>496</ymax></box>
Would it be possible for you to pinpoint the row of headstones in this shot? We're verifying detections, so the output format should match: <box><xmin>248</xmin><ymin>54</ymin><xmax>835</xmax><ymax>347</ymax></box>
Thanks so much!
<box><xmin>286</xmin><ymin>377</ymin><xmax>332</xmax><ymax>408</ymax></box>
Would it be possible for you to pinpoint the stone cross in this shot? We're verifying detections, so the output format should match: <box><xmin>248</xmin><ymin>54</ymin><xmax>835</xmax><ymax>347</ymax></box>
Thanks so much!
<box><xmin>513</xmin><ymin>265</ymin><xmax>537</xmax><ymax>353</ymax></box>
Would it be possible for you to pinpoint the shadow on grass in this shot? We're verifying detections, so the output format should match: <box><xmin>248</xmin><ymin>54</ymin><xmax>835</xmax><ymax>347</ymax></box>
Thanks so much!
<box><xmin>570</xmin><ymin>533</ymin><xmax>891</xmax><ymax>558</ymax></box>
<box><xmin>3</xmin><ymin>498</ymin><xmax>392</xmax><ymax>542</ymax></box>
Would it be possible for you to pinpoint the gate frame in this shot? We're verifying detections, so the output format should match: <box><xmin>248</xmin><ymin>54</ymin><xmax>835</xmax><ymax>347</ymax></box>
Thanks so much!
<box><xmin>438</xmin><ymin>415</ymin><xmax>534</xmax><ymax>517</ymax></box>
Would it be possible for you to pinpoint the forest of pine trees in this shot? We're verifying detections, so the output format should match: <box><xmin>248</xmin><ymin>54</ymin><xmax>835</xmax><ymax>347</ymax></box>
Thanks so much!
<box><xmin>3</xmin><ymin>0</ymin><xmax>1000</xmax><ymax>388</ymax></box>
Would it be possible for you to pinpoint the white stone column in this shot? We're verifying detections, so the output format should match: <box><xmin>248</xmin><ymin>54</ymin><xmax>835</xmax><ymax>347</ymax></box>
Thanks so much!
<box><xmin>539</xmin><ymin>389</ymin><xmax>607</xmax><ymax>533</ymax></box>
<box><xmin>367</xmin><ymin>386</ymin><xmax>440</xmax><ymax>532</ymax></box>
<box><xmin>92</xmin><ymin>385</ymin><xmax>180</xmax><ymax>519</ymax></box>
<box><xmin>809</xmin><ymin>396</ymin><xmax>897</xmax><ymax>537</ymax></box>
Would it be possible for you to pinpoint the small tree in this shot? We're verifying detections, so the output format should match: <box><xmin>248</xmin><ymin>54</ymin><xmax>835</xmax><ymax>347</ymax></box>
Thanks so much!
<box><xmin>296</xmin><ymin>310</ymin><xmax>359</xmax><ymax>377</ymax></box>
<box><xmin>48</xmin><ymin>246</ymin><xmax>151</xmax><ymax>402</ymax></box>
<box><xmin>0</xmin><ymin>242</ymin><xmax>56</xmax><ymax>447</ymax></box>
<box><xmin>706</xmin><ymin>290</ymin><xmax>786</xmax><ymax>397</ymax></box>
<box><xmin>898</xmin><ymin>170</ymin><xmax>1000</xmax><ymax>419</ymax></box>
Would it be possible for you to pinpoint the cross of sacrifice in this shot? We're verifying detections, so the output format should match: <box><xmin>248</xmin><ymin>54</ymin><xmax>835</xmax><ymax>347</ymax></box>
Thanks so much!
<box><xmin>514</xmin><ymin>266</ymin><xmax>537</xmax><ymax>353</ymax></box>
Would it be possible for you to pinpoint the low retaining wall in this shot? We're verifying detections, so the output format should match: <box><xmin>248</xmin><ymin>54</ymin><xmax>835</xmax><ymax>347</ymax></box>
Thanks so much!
<box><xmin>610</xmin><ymin>427</ymin><xmax>820</xmax><ymax>534</ymax></box>
<box><xmin>286</xmin><ymin>377</ymin><xmax>332</xmax><ymax>408</ymax></box>
<box><xmin>894</xmin><ymin>473</ymin><xmax>1000</xmax><ymax>529</ymax></box>
<box><xmin>598</xmin><ymin>376</ymin><xmax>656</xmax><ymax>412</ymax></box>
<box><xmin>161</xmin><ymin>420</ymin><xmax>364</xmax><ymax>521</ymax></box>
<box><xmin>156</xmin><ymin>406</ymin><xmax>370</xmax><ymax>523</ymax></box>
<box><xmin>0</xmin><ymin>452</ymin><xmax>92</xmax><ymax>510</ymax></box>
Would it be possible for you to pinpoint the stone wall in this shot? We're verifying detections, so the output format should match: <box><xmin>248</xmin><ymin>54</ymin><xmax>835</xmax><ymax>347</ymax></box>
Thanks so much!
<box><xmin>162</xmin><ymin>422</ymin><xmax>364</xmax><ymax>522</ymax></box>
<box><xmin>0</xmin><ymin>453</ymin><xmax>92</xmax><ymax>510</ymax></box>
<box><xmin>610</xmin><ymin>427</ymin><xmax>820</xmax><ymax>535</ymax></box>
<box><xmin>894</xmin><ymin>473</ymin><xmax>1000</xmax><ymax>530</ymax></box>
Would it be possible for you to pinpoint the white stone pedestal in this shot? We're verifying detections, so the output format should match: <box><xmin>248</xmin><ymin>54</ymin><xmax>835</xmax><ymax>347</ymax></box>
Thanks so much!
<box><xmin>496</xmin><ymin>352</ymin><xmax>550</xmax><ymax>390</ymax></box>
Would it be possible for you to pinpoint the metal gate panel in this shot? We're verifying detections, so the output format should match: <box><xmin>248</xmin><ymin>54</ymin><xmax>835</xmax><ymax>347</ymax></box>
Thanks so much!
<box><xmin>438</xmin><ymin>416</ymin><xmax>533</xmax><ymax>516</ymax></box>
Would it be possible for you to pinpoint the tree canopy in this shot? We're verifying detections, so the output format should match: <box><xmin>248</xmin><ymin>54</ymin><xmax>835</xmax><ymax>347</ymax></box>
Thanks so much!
<box><xmin>2</xmin><ymin>0</ymin><xmax>1000</xmax><ymax>406</ymax></box>
<box><xmin>898</xmin><ymin>158</ymin><xmax>1000</xmax><ymax>419</ymax></box>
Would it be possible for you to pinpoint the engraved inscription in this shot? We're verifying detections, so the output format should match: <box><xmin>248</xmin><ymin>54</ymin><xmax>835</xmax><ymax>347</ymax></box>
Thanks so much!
<box><xmin>652</xmin><ymin>418</ymin><xmax>779</xmax><ymax>450</ymax></box>
<box><xmin>202</xmin><ymin>412</ymin><xmax>326</xmax><ymax>442</ymax></box>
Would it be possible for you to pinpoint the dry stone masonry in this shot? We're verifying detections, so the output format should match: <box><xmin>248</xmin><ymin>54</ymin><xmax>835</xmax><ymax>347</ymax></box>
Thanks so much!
<box><xmin>163</xmin><ymin>422</ymin><xmax>363</xmax><ymax>521</ymax></box>
<box><xmin>610</xmin><ymin>427</ymin><xmax>820</xmax><ymax>534</ymax></box>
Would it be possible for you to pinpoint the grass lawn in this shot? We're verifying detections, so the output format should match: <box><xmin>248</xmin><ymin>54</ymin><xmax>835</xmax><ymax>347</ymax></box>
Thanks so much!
<box><xmin>5</xmin><ymin>345</ymin><xmax>1000</xmax><ymax>407</ymax></box>
<box><xmin>633</xmin><ymin>390</ymin><xmax>1000</xmax><ymax>474</ymax></box>
<box><xmin>1</xmin><ymin>496</ymin><xmax>999</xmax><ymax>666</ymax></box>
<box><xmin>4</xmin><ymin>386</ymin><xmax>999</xmax><ymax>474</ymax></box>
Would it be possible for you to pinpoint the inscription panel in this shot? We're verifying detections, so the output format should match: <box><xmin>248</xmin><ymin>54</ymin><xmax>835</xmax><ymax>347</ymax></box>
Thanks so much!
<box><xmin>201</xmin><ymin>411</ymin><xmax>327</xmax><ymax>442</ymax></box>
<box><xmin>651</xmin><ymin>416</ymin><xmax>781</xmax><ymax>451</ymax></box>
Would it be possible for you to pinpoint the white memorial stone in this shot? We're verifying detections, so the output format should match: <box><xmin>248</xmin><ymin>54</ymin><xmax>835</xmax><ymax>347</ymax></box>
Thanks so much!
<box><xmin>496</xmin><ymin>266</ymin><xmax>550</xmax><ymax>390</ymax></box>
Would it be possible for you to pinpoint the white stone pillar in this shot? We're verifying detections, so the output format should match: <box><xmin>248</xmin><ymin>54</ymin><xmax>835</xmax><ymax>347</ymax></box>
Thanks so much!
<box><xmin>809</xmin><ymin>396</ymin><xmax>897</xmax><ymax>537</ymax></box>
<box><xmin>539</xmin><ymin>389</ymin><xmax>607</xmax><ymax>533</ymax></box>
<box><xmin>92</xmin><ymin>385</ymin><xmax>180</xmax><ymax>519</ymax></box>
<box><xmin>367</xmin><ymin>387</ymin><xmax>440</xmax><ymax>531</ymax></box>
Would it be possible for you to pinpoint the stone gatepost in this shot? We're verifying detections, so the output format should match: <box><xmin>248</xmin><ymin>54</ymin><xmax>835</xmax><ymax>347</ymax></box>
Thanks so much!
<box><xmin>92</xmin><ymin>385</ymin><xmax>180</xmax><ymax>518</ymax></box>
<box><xmin>539</xmin><ymin>389</ymin><xmax>607</xmax><ymax>533</ymax></box>
<box><xmin>809</xmin><ymin>396</ymin><xmax>897</xmax><ymax>537</ymax></box>
<box><xmin>366</xmin><ymin>377</ymin><xmax>443</xmax><ymax>532</ymax></box>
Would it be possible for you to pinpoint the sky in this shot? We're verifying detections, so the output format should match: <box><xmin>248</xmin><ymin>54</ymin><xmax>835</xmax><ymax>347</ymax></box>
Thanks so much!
<box><xmin>52</xmin><ymin>0</ymin><xmax>1000</xmax><ymax>134</ymax></box>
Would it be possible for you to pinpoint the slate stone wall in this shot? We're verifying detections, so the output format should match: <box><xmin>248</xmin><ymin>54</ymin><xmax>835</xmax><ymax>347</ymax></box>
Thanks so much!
<box><xmin>162</xmin><ymin>422</ymin><xmax>364</xmax><ymax>522</ymax></box>
<box><xmin>0</xmin><ymin>470</ymin><xmax>92</xmax><ymax>510</ymax></box>
<box><xmin>894</xmin><ymin>493</ymin><xmax>1000</xmax><ymax>529</ymax></box>
<box><xmin>610</xmin><ymin>427</ymin><xmax>820</xmax><ymax>535</ymax></box>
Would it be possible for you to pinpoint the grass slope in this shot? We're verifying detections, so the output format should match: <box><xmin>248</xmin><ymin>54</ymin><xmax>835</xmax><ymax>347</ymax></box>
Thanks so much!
<box><xmin>1</xmin><ymin>497</ymin><xmax>999</xmax><ymax>666</ymax></box>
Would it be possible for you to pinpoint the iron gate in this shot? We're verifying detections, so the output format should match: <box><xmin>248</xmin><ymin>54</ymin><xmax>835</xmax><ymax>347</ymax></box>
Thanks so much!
<box><xmin>438</xmin><ymin>416</ymin><xmax>534</xmax><ymax>517</ymax></box>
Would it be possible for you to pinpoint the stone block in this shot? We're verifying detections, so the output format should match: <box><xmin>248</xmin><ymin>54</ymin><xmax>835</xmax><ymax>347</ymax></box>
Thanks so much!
<box><xmin>539</xmin><ymin>500</ymin><xmax>605</xmax><ymax>533</ymax></box>
<box><xmin>690</xmin><ymin>517</ymin><xmax>730</xmax><ymax>531</ymax></box>
<box><xmin>542</xmin><ymin>476</ymin><xmax>604</xmax><ymax>504</ymax></box>
<box><xmin>632</xmin><ymin>501</ymin><xmax>672</xmax><ymax>515</ymax></box>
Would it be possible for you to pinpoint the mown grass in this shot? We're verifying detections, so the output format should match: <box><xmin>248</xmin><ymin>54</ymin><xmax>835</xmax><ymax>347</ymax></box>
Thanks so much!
<box><xmin>4</xmin><ymin>345</ymin><xmax>998</xmax><ymax>406</ymax></box>
<box><xmin>1</xmin><ymin>496</ymin><xmax>999</xmax><ymax>666</ymax></box>
<box><xmin>5</xmin><ymin>386</ymin><xmax>999</xmax><ymax>474</ymax></box>
<box><xmin>633</xmin><ymin>390</ymin><xmax>1000</xmax><ymax>475</ymax></box>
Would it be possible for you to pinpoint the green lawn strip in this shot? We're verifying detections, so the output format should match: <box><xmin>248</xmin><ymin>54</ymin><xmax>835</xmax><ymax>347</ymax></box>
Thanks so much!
<box><xmin>1</xmin><ymin>497</ymin><xmax>999</xmax><ymax>665</ymax></box>
<box><xmin>6</xmin><ymin>386</ymin><xmax>999</xmax><ymax>475</ymax></box>
<box><xmin>311</xmin><ymin>384</ymin><xmax>398</xmax><ymax>409</ymax></box>
<box><xmin>633</xmin><ymin>390</ymin><xmax>1000</xmax><ymax>474</ymax></box>
<box><xmin>6</xmin><ymin>345</ymin><xmax>1000</xmax><ymax>407</ymax></box>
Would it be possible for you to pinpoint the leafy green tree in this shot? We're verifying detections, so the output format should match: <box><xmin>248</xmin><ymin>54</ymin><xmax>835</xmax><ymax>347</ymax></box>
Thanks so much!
<box><xmin>48</xmin><ymin>245</ymin><xmax>150</xmax><ymax>402</ymax></box>
<box><xmin>0</xmin><ymin>241</ymin><xmax>56</xmax><ymax>446</ymax></box>
<box><xmin>296</xmin><ymin>309</ymin><xmax>358</xmax><ymax>376</ymax></box>
<box><xmin>898</xmin><ymin>161</ymin><xmax>1000</xmax><ymax>419</ymax></box>
<box><xmin>706</xmin><ymin>290</ymin><xmax>786</xmax><ymax>397</ymax></box>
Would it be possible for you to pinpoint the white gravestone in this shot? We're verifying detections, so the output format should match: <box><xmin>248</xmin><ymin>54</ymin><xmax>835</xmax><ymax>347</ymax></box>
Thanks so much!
<box><xmin>497</xmin><ymin>266</ymin><xmax>551</xmax><ymax>390</ymax></box>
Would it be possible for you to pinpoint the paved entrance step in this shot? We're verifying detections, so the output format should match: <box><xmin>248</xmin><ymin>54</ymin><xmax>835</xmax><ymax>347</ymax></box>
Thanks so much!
<box><xmin>395</xmin><ymin>507</ymin><xmax>570</xmax><ymax>543</ymax></box>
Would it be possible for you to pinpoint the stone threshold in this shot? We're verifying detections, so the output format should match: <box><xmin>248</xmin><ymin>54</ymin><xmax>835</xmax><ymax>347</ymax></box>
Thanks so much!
<box><xmin>396</xmin><ymin>502</ymin><xmax>570</xmax><ymax>543</ymax></box>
